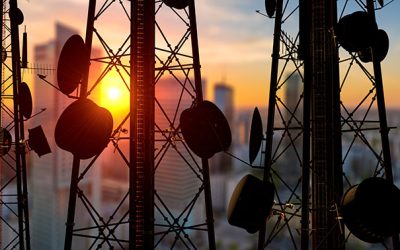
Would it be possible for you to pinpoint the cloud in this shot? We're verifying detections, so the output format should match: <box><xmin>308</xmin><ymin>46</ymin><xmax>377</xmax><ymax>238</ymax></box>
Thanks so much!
<box><xmin>195</xmin><ymin>0</ymin><xmax>273</xmax><ymax>63</ymax></box>
<box><xmin>20</xmin><ymin>0</ymin><xmax>273</xmax><ymax>63</ymax></box>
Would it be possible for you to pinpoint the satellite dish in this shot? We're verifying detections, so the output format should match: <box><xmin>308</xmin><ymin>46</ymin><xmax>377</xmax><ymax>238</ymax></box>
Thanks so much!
<box><xmin>162</xmin><ymin>0</ymin><xmax>189</xmax><ymax>9</ymax></box>
<box><xmin>358</xmin><ymin>48</ymin><xmax>372</xmax><ymax>63</ymax></box>
<box><xmin>1</xmin><ymin>47</ymin><xmax>6</xmax><ymax>62</ymax></box>
<box><xmin>265</xmin><ymin>0</ymin><xmax>276</xmax><ymax>18</ymax></box>
<box><xmin>28</xmin><ymin>126</ymin><xmax>51</xmax><ymax>157</ymax></box>
<box><xmin>57</xmin><ymin>35</ymin><xmax>89</xmax><ymax>95</ymax></box>
<box><xmin>373</xmin><ymin>29</ymin><xmax>390</xmax><ymax>62</ymax></box>
<box><xmin>341</xmin><ymin>177</ymin><xmax>400</xmax><ymax>243</ymax></box>
<box><xmin>249</xmin><ymin>107</ymin><xmax>263</xmax><ymax>164</ymax></box>
<box><xmin>227</xmin><ymin>174</ymin><xmax>274</xmax><ymax>234</ymax></box>
<box><xmin>180</xmin><ymin>100</ymin><xmax>231</xmax><ymax>159</ymax></box>
<box><xmin>9</xmin><ymin>7</ymin><xmax>24</xmax><ymax>25</ymax></box>
<box><xmin>19</xmin><ymin>82</ymin><xmax>33</xmax><ymax>119</ymax></box>
<box><xmin>0</xmin><ymin>128</ymin><xmax>12</xmax><ymax>156</ymax></box>
<box><xmin>358</xmin><ymin>29</ymin><xmax>389</xmax><ymax>63</ymax></box>
<box><xmin>336</xmin><ymin>11</ymin><xmax>378</xmax><ymax>52</ymax></box>
<box><xmin>55</xmin><ymin>99</ymin><xmax>113</xmax><ymax>159</ymax></box>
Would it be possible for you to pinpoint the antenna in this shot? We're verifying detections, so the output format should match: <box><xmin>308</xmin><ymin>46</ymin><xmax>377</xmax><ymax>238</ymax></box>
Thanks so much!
<box><xmin>180</xmin><ymin>100</ymin><xmax>232</xmax><ymax>159</ymax></box>
<box><xmin>21</xmin><ymin>27</ymin><xmax>56</xmax><ymax>75</ymax></box>
<box><xmin>21</xmin><ymin>26</ymin><xmax>27</xmax><ymax>68</ymax></box>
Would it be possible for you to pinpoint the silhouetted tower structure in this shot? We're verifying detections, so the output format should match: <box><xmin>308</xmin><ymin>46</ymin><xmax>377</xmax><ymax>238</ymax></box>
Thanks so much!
<box><xmin>256</xmin><ymin>0</ymin><xmax>400</xmax><ymax>249</ymax></box>
<box><xmin>302</xmin><ymin>1</ymin><xmax>343</xmax><ymax>249</ymax></box>
<box><xmin>59</xmin><ymin>0</ymin><xmax>215</xmax><ymax>249</ymax></box>
<box><xmin>0</xmin><ymin>0</ymin><xmax>33</xmax><ymax>249</ymax></box>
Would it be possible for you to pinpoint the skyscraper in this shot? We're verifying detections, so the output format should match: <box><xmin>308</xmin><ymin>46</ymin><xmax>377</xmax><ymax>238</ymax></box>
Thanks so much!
<box><xmin>211</xmin><ymin>83</ymin><xmax>234</xmax><ymax>173</ymax></box>
<box><xmin>284</xmin><ymin>73</ymin><xmax>302</xmax><ymax>122</ymax></box>
<box><xmin>154</xmin><ymin>76</ymin><xmax>206</xmax><ymax>247</ymax></box>
<box><xmin>210</xmin><ymin>83</ymin><xmax>234</xmax><ymax>212</ymax></box>
<box><xmin>281</xmin><ymin>72</ymin><xmax>303</xmax><ymax>186</ymax></box>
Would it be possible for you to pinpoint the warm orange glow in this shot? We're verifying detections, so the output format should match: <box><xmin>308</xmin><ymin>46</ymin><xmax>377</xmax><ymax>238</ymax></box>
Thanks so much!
<box><xmin>98</xmin><ymin>72</ymin><xmax>130</xmax><ymax>120</ymax></box>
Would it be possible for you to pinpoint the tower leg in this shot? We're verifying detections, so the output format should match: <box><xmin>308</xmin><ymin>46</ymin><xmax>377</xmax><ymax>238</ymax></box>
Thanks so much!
<box><xmin>366</xmin><ymin>1</ymin><xmax>400</xmax><ymax>249</ymax></box>
<box><xmin>64</xmin><ymin>157</ymin><xmax>80</xmax><ymax>250</ymax></box>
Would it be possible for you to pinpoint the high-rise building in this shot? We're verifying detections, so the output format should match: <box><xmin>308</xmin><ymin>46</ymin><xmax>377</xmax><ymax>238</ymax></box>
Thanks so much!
<box><xmin>209</xmin><ymin>83</ymin><xmax>234</xmax><ymax>212</ymax></box>
<box><xmin>281</xmin><ymin>73</ymin><xmax>303</xmax><ymax>186</ymax></box>
<box><xmin>214</xmin><ymin>83</ymin><xmax>234</xmax><ymax>128</ymax></box>
<box><xmin>284</xmin><ymin>73</ymin><xmax>302</xmax><ymax>122</ymax></box>
<box><xmin>29</xmin><ymin>22</ymin><xmax>101</xmax><ymax>249</ymax></box>
<box><xmin>211</xmin><ymin>83</ymin><xmax>234</xmax><ymax>174</ymax></box>
<box><xmin>154</xmin><ymin>76</ymin><xmax>202</xmax><ymax>207</ymax></box>
<box><xmin>154</xmin><ymin>76</ymin><xmax>206</xmax><ymax>247</ymax></box>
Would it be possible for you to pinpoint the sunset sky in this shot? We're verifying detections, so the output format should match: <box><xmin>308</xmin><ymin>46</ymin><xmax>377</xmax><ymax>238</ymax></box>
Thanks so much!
<box><xmin>18</xmin><ymin>0</ymin><xmax>400</xmax><ymax>109</ymax></box>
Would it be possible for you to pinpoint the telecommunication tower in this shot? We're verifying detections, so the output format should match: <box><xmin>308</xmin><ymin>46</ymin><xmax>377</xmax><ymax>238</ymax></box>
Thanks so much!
<box><xmin>0</xmin><ymin>0</ymin><xmax>31</xmax><ymax>248</ymax></box>
<box><xmin>227</xmin><ymin>0</ymin><xmax>400</xmax><ymax>249</ymax></box>
<box><xmin>1</xmin><ymin>0</ymin><xmax>50</xmax><ymax>249</ymax></box>
<box><xmin>56</xmin><ymin>0</ymin><xmax>217</xmax><ymax>249</ymax></box>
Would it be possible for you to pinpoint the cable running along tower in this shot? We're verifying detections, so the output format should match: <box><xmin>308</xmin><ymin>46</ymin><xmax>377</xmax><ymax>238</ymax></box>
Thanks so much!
<box><xmin>59</xmin><ymin>0</ymin><xmax>216</xmax><ymax>249</ymax></box>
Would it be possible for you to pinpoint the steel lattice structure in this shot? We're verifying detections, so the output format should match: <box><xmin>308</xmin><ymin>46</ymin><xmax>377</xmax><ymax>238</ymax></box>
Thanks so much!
<box><xmin>0</xmin><ymin>0</ymin><xmax>30</xmax><ymax>249</ymax></box>
<box><xmin>62</xmin><ymin>0</ymin><xmax>215</xmax><ymax>249</ymax></box>
<box><xmin>257</xmin><ymin>0</ymin><xmax>399</xmax><ymax>249</ymax></box>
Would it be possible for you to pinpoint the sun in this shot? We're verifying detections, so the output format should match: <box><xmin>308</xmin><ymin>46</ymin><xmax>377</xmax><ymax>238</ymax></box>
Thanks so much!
<box><xmin>98</xmin><ymin>77</ymin><xmax>130</xmax><ymax>119</ymax></box>
<box><xmin>107</xmin><ymin>86</ymin><xmax>121</xmax><ymax>101</ymax></box>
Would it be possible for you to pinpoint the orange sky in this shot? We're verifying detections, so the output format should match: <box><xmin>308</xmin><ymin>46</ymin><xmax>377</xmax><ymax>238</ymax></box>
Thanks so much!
<box><xmin>18</xmin><ymin>0</ymin><xmax>400</xmax><ymax>109</ymax></box>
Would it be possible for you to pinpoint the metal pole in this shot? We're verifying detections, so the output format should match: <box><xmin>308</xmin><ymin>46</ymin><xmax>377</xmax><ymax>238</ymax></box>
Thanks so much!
<box><xmin>143</xmin><ymin>0</ymin><xmax>155</xmax><ymax>248</ymax></box>
<box><xmin>365</xmin><ymin>1</ymin><xmax>400</xmax><ymax>249</ymax></box>
<box><xmin>64</xmin><ymin>2</ymin><xmax>96</xmax><ymax>248</ymax></box>
<box><xmin>309</xmin><ymin>1</ymin><xmax>343</xmax><ymax>249</ymax></box>
<box><xmin>64</xmin><ymin>157</ymin><xmax>80</xmax><ymax>250</ymax></box>
<box><xmin>299</xmin><ymin>0</ymin><xmax>311</xmax><ymax>248</ymax></box>
<box><xmin>9</xmin><ymin>0</ymin><xmax>27</xmax><ymax>248</ymax></box>
<box><xmin>19</xmin><ymin>97</ymin><xmax>31</xmax><ymax>250</ymax></box>
<box><xmin>258</xmin><ymin>0</ymin><xmax>283</xmax><ymax>248</ymax></box>
<box><xmin>81</xmin><ymin>0</ymin><xmax>96</xmax><ymax>98</ymax></box>
<box><xmin>129</xmin><ymin>0</ymin><xmax>137</xmax><ymax>246</ymax></box>
<box><xmin>188</xmin><ymin>1</ymin><xmax>216</xmax><ymax>249</ymax></box>
<box><xmin>130</xmin><ymin>0</ymin><xmax>155</xmax><ymax>248</ymax></box>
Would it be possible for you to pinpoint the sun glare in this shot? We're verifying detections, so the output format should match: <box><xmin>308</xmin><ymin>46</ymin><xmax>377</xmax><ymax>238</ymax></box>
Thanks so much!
<box><xmin>98</xmin><ymin>73</ymin><xmax>130</xmax><ymax>120</ymax></box>
<box><xmin>107</xmin><ymin>87</ymin><xmax>121</xmax><ymax>101</ymax></box>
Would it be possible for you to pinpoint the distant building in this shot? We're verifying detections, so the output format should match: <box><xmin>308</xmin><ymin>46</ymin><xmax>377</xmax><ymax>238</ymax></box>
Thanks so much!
<box><xmin>209</xmin><ymin>83</ymin><xmax>234</xmax><ymax>212</ymax></box>
<box><xmin>214</xmin><ymin>83</ymin><xmax>234</xmax><ymax>127</ymax></box>
<box><xmin>154</xmin><ymin>76</ymin><xmax>206</xmax><ymax>246</ymax></box>
<box><xmin>29</xmin><ymin>22</ymin><xmax>100</xmax><ymax>249</ymax></box>
<box><xmin>280</xmin><ymin>73</ymin><xmax>303</xmax><ymax>186</ymax></box>
<box><xmin>211</xmin><ymin>83</ymin><xmax>234</xmax><ymax>174</ymax></box>
<box><xmin>284</xmin><ymin>73</ymin><xmax>302</xmax><ymax>122</ymax></box>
